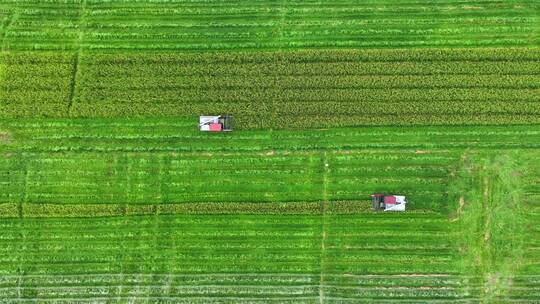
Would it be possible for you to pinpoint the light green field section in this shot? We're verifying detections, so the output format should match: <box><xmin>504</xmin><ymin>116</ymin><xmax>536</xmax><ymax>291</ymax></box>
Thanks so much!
<box><xmin>1</xmin><ymin>119</ymin><xmax>540</xmax><ymax>218</ymax></box>
<box><xmin>0</xmin><ymin>0</ymin><xmax>537</xmax><ymax>51</ymax></box>
<box><xmin>1</xmin><ymin>48</ymin><xmax>539</xmax><ymax>127</ymax></box>
<box><xmin>0</xmin><ymin>144</ymin><xmax>539</xmax><ymax>302</ymax></box>
<box><xmin>511</xmin><ymin>208</ymin><xmax>540</xmax><ymax>302</ymax></box>
<box><xmin>0</xmin><ymin>213</ymin><xmax>462</xmax><ymax>302</ymax></box>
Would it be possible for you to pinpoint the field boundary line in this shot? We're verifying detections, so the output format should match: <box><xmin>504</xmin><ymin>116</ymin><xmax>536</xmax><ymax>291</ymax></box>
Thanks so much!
<box><xmin>16</xmin><ymin>271</ymin><xmax>22</xmax><ymax>302</ymax></box>
<box><xmin>0</xmin><ymin>284</ymin><xmax>320</xmax><ymax>290</ymax></box>
<box><xmin>0</xmin><ymin>273</ymin><xmax>319</xmax><ymax>278</ymax></box>
<box><xmin>116</xmin><ymin>232</ymin><xmax>125</xmax><ymax>301</ymax></box>
<box><xmin>5</xmin><ymin>296</ymin><xmax>321</xmax><ymax>302</ymax></box>
<box><xmin>67</xmin><ymin>52</ymin><xmax>80</xmax><ymax>115</ymax></box>
<box><xmin>16</xmin><ymin>219</ymin><xmax>27</xmax><ymax>302</ymax></box>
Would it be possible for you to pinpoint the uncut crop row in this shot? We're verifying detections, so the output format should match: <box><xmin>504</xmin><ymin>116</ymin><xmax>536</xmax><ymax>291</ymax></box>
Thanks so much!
<box><xmin>0</xmin><ymin>53</ymin><xmax>73</xmax><ymax>117</ymax></box>
<box><xmin>0</xmin><ymin>213</ymin><xmax>464</xmax><ymax>302</ymax></box>
<box><xmin>0</xmin><ymin>0</ymin><xmax>537</xmax><ymax>51</ymax></box>
<box><xmin>1</xmin><ymin>48</ymin><xmax>539</xmax><ymax>128</ymax></box>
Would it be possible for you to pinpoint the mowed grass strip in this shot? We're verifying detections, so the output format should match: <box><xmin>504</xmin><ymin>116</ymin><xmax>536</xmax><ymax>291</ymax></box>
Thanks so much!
<box><xmin>6</xmin><ymin>117</ymin><xmax>540</xmax><ymax>152</ymax></box>
<box><xmin>0</xmin><ymin>213</ymin><xmax>459</xmax><ymax>302</ymax></box>
<box><xmin>0</xmin><ymin>0</ymin><xmax>537</xmax><ymax>51</ymax></box>
<box><xmin>2</xmin><ymin>119</ymin><xmax>540</xmax><ymax>217</ymax></box>
<box><xmin>0</xmin><ymin>150</ymin><xmax>451</xmax><ymax>213</ymax></box>
<box><xmin>505</xmin><ymin>153</ymin><xmax>540</xmax><ymax>302</ymax></box>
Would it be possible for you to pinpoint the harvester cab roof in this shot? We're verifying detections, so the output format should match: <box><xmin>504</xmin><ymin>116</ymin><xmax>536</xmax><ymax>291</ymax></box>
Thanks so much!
<box><xmin>199</xmin><ymin>115</ymin><xmax>233</xmax><ymax>132</ymax></box>
<box><xmin>371</xmin><ymin>194</ymin><xmax>407</xmax><ymax>212</ymax></box>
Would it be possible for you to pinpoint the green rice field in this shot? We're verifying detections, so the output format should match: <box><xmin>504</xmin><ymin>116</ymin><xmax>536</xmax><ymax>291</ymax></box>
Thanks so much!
<box><xmin>0</xmin><ymin>0</ymin><xmax>539</xmax><ymax>302</ymax></box>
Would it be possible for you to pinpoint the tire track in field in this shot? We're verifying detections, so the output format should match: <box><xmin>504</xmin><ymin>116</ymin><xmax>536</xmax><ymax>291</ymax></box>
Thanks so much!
<box><xmin>16</xmin><ymin>220</ymin><xmax>27</xmax><ymax>302</ymax></box>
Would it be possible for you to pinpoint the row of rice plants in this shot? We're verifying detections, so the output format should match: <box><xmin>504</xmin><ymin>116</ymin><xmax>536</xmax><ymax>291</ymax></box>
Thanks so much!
<box><xmin>86</xmin><ymin>47</ymin><xmax>540</xmax><ymax>65</ymax></box>
<box><xmin>321</xmin><ymin>213</ymin><xmax>463</xmax><ymax>301</ymax></box>
<box><xmin>0</xmin><ymin>150</ymin><xmax>452</xmax><ymax>211</ymax></box>
<box><xmin>0</xmin><ymin>214</ymin><xmax>323</xmax><ymax>301</ymax></box>
<box><xmin>3</xmin><ymin>119</ymin><xmax>540</xmax><ymax>217</ymax></box>
<box><xmin>4</xmin><ymin>118</ymin><xmax>540</xmax><ymax>154</ymax></box>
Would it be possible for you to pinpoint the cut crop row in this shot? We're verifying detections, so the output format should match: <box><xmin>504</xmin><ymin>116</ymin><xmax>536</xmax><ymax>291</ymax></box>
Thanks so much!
<box><xmin>0</xmin><ymin>150</ymin><xmax>451</xmax><ymax>209</ymax></box>
<box><xmin>3</xmin><ymin>118</ymin><xmax>540</xmax><ymax>153</ymax></box>
<box><xmin>0</xmin><ymin>213</ymin><xmax>459</xmax><ymax>301</ymax></box>
<box><xmin>3</xmin><ymin>119</ymin><xmax>540</xmax><ymax>217</ymax></box>
<box><xmin>1</xmin><ymin>0</ymin><xmax>536</xmax><ymax>51</ymax></box>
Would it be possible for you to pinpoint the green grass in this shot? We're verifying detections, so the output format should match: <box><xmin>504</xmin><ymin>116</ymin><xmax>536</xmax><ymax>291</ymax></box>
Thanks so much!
<box><xmin>448</xmin><ymin>152</ymin><xmax>527</xmax><ymax>301</ymax></box>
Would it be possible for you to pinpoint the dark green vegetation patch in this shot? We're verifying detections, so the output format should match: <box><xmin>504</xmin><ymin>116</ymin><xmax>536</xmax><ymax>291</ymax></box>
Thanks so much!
<box><xmin>1</xmin><ymin>48</ymin><xmax>539</xmax><ymax>129</ymax></box>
